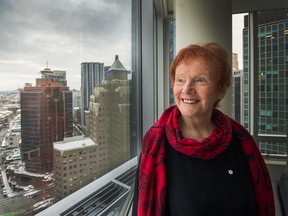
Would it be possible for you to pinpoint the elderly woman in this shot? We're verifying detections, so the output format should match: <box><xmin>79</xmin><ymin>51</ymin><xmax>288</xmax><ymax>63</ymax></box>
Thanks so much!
<box><xmin>133</xmin><ymin>43</ymin><xmax>275</xmax><ymax>216</ymax></box>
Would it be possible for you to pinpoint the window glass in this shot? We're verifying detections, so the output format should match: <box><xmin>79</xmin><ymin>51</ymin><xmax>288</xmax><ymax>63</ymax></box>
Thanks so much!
<box><xmin>168</xmin><ymin>20</ymin><xmax>176</xmax><ymax>106</ymax></box>
<box><xmin>236</xmin><ymin>9</ymin><xmax>288</xmax><ymax>156</ymax></box>
<box><xmin>232</xmin><ymin>13</ymin><xmax>247</xmax><ymax>124</ymax></box>
<box><xmin>256</xmin><ymin>10</ymin><xmax>288</xmax><ymax>154</ymax></box>
<box><xmin>0</xmin><ymin>0</ymin><xmax>138</xmax><ymax>214</ymax></box>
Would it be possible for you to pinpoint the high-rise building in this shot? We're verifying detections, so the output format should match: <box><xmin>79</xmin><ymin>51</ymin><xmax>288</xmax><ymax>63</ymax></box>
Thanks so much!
<box><xmin>21</xmin><ymin>78</ymin><xmax>73</xmax><ymax>173</ymax></box>
<box><xmin>232</xmin><ymin>53</ymin><xmax>239</xmax><ymax>70</ymax></box>
<box><xmin>54</xmin><ymin>136</ymin><xmax>97</xmax><ymax>200</ymax></box>
<box><xmin>40</xmin><ymin>68</ymin><xmax>67</xmax><ymax>86</ymax></box>
<box><xmin>80</xmin><ymin>62</ymin><xmax>104</xmax><ymax>129</ymax></box>
<box><xmin>89</xmin><ymin>55</ymin><xmax>130</xmax><ymax>177</ymax></box>
<box><xmin>72</xmin><ymin>89</ymin><xmax>81</xmax><ymax>123</ymax></box>
<box><xmin>243</xmin><ymin>9</ymin><xmax>288</xmax><ymax>154</ymax></box>
<box><xmin>72</xmin><ymin>89</ymin><xmax>81</xmax><ymax>108</ymax></box>
<box><xmin>231</xmin><ymin>53</ymin><xmax>242</xmax><ymax>123</ymax></box>
<box><xmin>232</xmin><ymin>69</ymin><xmax>243</xmax><ymax>123</ymax></box>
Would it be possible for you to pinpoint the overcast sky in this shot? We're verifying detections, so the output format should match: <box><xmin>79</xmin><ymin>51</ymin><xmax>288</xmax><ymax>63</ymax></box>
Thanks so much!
<box><xmin>232</xmin><ymin>13</ymin><xmax>247</xmax><ymax>70</ymax></box>
<box><xmin>0</xmin><ymin>0</ymin><xmax>132</xmax><ymax>91</ymax></box>
<box><xmin>0</xmin><ymin>1</ymin><xmax>246</xmax><ymax>91</ymax></box>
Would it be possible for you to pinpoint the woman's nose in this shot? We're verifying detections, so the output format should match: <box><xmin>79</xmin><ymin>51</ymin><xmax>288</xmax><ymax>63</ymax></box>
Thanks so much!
<box><xmin>182</xmin><ymin>81</ymin><xmax>196</xmax><ymax>94</ymax></box>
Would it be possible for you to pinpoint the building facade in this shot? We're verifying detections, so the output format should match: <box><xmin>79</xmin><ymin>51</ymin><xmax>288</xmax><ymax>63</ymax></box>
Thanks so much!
<box><xmin>80</xmin><ymin>62</ymin><xmax>104</xmax><ymax>129</ymax></box>
<box><xmin>232</xmin><ymin>69</ymin><xmax>243</xmax><ymax>123</ymax></box>
<box><xmin>243</xmin><ymin>10</ymin><xmax>288</xmax><ymax>154</ymax></box>
<box><xmin>89</xmin><ymin>55</ymin><xmax>131</xmax><ymax>177</ymax></box>
<box><xmin>40</xmin><ymin>68</ymin><xmax>67</xmax><ymax>86</ymax></box>
<box><xmin>72</xmin><ymin>89</ymin><xmax>81</xmax><ymax>123</ymax></box>
<box><xmin>20</xmin><ymin>78</ymin><xmax>73</xmax><ymax>173</ymax></box>
<box><xmin>54</xmin><ymin>136</ymin><xmax>97</xmax><ymax>200</ymax></box>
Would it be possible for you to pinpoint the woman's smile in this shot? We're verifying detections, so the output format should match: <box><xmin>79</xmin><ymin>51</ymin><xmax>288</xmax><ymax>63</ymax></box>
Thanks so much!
<box><xmin>182</xmin><ymin>98</ymin><xmax>200</xmax><ymax>104</ymax></box>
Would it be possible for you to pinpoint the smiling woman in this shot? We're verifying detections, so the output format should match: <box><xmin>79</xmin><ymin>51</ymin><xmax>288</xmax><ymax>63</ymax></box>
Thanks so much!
<box><xmin>133</xmin><ymin>43</ymin><xmax>275</xmax><ymax>216</ymax></box>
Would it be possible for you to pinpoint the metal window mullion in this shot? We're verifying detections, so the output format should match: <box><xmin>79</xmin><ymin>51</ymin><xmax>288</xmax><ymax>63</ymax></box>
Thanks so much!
<box><xmin>248</xmin><ymin>12</ymin><xmax>259</xmax><ymax>144</ymax></box>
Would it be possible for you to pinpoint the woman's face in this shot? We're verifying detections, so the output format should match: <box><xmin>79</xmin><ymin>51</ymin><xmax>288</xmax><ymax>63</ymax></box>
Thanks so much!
<box><xmin>173</xmin><ymin>58</ymin><xmax>224</xmax><ymax>120</ymax></box>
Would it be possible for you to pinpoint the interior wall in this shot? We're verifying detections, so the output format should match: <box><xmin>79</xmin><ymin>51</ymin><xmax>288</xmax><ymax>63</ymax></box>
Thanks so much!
<box><xmin>266</xmin><ymin>163</ymin><xmax>287</xmax><ymax>181</ymax></box>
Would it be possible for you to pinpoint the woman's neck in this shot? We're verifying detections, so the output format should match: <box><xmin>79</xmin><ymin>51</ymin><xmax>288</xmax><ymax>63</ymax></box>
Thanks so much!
<box><xmin>179</xmin><ymin>115</ymin><xmax>216</xmax><ymax>141</ymax></box>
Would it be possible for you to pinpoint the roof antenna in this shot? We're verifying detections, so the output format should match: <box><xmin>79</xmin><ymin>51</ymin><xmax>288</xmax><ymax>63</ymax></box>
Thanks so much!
<box><xmin>46</xmin><ymin>61</ymin><xmax>48</xmax><ymax>69</ymax></box>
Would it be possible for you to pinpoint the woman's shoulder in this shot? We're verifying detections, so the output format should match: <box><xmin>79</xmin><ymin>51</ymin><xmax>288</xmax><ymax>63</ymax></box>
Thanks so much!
<box><xmin>141</xmin><ymin>106</ymin><xmax>176</xmax><ymax>155</ymax></box>
<box><xmin>229</xmin><ymin>117</ymin><xmax>253</xmax><ymax>141</ymax></box>
<box><xmin>141</xmin><ymin>125</ymin><xmax>166</xmax><ymax>156</ymax></box>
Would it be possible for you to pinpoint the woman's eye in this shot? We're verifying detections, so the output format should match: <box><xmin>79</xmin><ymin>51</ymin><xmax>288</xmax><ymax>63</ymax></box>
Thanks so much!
<box><xmin>195</xmin><ymin>77</ymin><xmax>206</xmax><ymax>83</ymax></box>
<box><xmin>176</xmin><ymin>79</ymin><xmax>184</xmax><ymax>83</ymax></box>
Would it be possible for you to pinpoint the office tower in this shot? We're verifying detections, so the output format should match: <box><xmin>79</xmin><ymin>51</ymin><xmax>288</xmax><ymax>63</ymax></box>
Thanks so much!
<box><xmin>54</xmin><ymin>136</ymin><xmax>97</xmax><ymax>200</ymax></box>
<box><xmin>232</xmin><ymin>53</ymin><xmax>239</xmax><ymax>70</ymax></box>
<box><xmin>72</xmin><ymin>90</ymin><xmax>81</xmax><ymax>108</ymax></box>
<box><xmin>72</xmin><ymin>89</ymin><xmax>81</xmax><ymax>123</ymax></box>
<box><xmin>80</xmin><ymin>62</ymin><xmax>104</xmax><ymax>129</ymax></box>
<box><xmin>232</xmin><ymin>53</ymin><xmax>242</xmax><ymax>123</ymax></box>
<box><xmin>21</xmin><ymin>78</ymin><xmax>73</xmax><ymax>173</ymax></box>
<box><xmin>40</xmin><ymin>68</ymin><xmax>67</xmax><ymax>86</ymax></box>
<box><xmin>243</xmin><ymin>10</ymin><xmax>288</xmax><ymax>154</ymax></box>
<box><xmin>89</xmin><ymin>55</ymin><xmax>130</xmax><ymax>177</ymax></box>
<box><xmin>232</xmin><ymin>69</ymin><xmax>243</xmax><ymax>123</ymax></box>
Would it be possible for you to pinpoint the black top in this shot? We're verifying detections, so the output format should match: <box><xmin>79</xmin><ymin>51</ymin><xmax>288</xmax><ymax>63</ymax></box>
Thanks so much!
<box><xmin>165</xmin><ymin>134</ymin><xmax>257</xmax><ymax>216</ymax></box>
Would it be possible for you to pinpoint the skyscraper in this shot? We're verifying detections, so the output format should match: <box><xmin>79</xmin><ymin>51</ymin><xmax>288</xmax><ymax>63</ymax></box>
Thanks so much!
<box><xmin>243</xmin><ymin>9</ymin><xmax>288</xmax><ymax>154</ymax></box>
<box><xmin>232</xmin><ymin>69</ymin><xmax>243</xmax><ymax>123</ymax></box>
<box><xmin>80</xmin><ymin>62</ymin><xmax>104</xmax><ymax>129</ymax></box>
<box><xmin>21</xmin><ymin>78</ymin><xmax>73</xmax><ymax>173</ymax></box>
<box><xmin>40</xmin><ymin>68</ymin><xmax>67</xmax><ymax>86</ymax></box>
<box><xmin>89</xmin><ymin>55</ymin><xmax>130</xmax><ymax>177</ymax></box>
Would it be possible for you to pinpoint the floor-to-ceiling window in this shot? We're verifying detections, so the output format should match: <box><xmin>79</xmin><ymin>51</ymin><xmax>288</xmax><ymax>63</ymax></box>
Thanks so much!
<box><xmin>255</xmin><ymin>9</ymin><xmax>288</xmax><ymax>155</ymax></box>
<box><xmin>233</xmin><ymin>9</ymin><xmax>288</xmax><ymax>158</ymax></box>
<box><xmin>0</xmin><ymin>0</ymin><xmax>140</xmax><ymax>214</ymax></box>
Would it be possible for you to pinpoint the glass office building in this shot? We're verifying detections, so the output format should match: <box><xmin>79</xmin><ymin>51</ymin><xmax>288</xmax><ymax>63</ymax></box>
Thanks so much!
<box><xmin>243</xmin><ymin>10</ymin><xmax>288</xmax><ymax>155</ymax></box>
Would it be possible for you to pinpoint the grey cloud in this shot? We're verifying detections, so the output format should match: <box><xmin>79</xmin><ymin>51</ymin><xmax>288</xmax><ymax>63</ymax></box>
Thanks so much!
<box><xmin>0</xmin><ymin>0</ymin><xmax>132</xmax><ymax>90</ymax></box>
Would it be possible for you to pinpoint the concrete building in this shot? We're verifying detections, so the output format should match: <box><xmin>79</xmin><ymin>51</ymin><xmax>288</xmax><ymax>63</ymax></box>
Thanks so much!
<box><xmin>89</xmin><ymin>55</ymin><xmax>131</xmax><ymax>177</ymax></box>
<box><xmin>81</xmin><ymin>62</ymin><xmax>104</xmax><ymax>129</ymax></box>
<box><xmin>72</xmin><ymin>89</ymin><xmax>81</xmax><ymax>123</ymax></box>
<box><xmin>72</xmin><ymin>89</ymin><xmax>81</xmax><ymax>109</ymax></box>
<box><xmin>54</xmin><ymin>136</ymin><xmax>97</xmax><ymax>200</ymax></box>
<box><xmin>2</xmin><ymin>113</ymin><xmax>22</xmax><ymax>148</ymax></box>
<box><xmin>0</xmin><ymin>110</ymin><xmax>13</xmax><ymax>128</ymax></box>
<box><xmin>20</xmin><ymin>78</ymin><xmax>73</xmax><ymax>173</ymax></box>
<box><xmin>232</xmin><ymin>53</ymin><xmax>239</xmax><ymax>70</ymax></box>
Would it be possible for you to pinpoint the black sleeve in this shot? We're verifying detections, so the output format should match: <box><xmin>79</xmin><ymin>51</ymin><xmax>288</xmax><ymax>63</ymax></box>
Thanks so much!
<box><xmin>132</xmin><ymin>155</ymin><xmax>141</xmax><ymax>216</ymax></box>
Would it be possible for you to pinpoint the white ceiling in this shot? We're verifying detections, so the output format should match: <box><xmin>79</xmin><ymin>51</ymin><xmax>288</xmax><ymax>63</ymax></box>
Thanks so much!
<box><xmin>160</xmin><ymin>0</ymin><xmax>288</xmax><ymax>18</ymax></box>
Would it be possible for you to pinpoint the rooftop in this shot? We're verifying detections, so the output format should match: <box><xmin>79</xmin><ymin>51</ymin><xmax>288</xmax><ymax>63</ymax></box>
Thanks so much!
<box><xmin>54</xmin><ymin>136</ymin><xmax>97</xmax><ymax>151</ymax></box>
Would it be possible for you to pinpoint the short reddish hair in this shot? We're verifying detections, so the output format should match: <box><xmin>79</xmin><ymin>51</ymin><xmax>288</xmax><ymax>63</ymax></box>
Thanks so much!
<box><xmin>170</xmin><ymin>43</ymin><xmax>231</xmax><ymax>94</ymax></box>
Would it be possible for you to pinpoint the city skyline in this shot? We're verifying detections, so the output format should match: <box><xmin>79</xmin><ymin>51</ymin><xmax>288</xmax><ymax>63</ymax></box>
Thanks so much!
<box><xmin>0</xmin><ymin>0</ymin><xmax>132</xmax><ymax>91</ymax></box>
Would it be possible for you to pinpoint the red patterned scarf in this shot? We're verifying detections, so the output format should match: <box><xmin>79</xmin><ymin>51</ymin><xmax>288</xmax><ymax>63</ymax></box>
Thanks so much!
<box><xmin>136</xmin><ymin>105</ymin><xmax>275</xmax><ymax>216</ymax></box>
